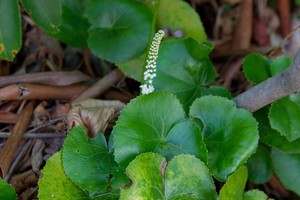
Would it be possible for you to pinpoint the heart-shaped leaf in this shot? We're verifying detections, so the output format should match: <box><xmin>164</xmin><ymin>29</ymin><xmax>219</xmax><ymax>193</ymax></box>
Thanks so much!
<box><xmin>120</xmin><ymin>153</ymin><xmax>217</xmax><ymax>199</ymax></box>
<box><xmin>0</xmin><ymin>0</ymin><xmax>21</xmax><ymax>61</ymax></box>
<box><xmin>246</xmin><ymin>146</ymin><xmax>272</xmax><ymax>184</ymax></box>
<box><xmin>243</xmin><ymin>53</ymin><xmax>271</xmax><ymax>84</ymax></box>
<box><xmin>38</xmin><ymin>151</ymin><xmax>90</xmax><ymax>200</ymax></box>
<box><xmin>269</xmin><ymin>93</ymin><xmax>300</xmax><ymax>141</ymax></box>
<box><xmin>113</xmin><ymin>90</ymin><xmax>207</xmax><ymax>168</ymax></box>
<box><xmin>63</xmin><ymin>126</ymin><xmax>129</xmax><ymax>193</ymax></box>
<box><xmin>271</xmin><ymin>149</ymin><xmax>300</xmax><ymax>196</ymax></box>
<box><xmin>86</xmin><ymin>0</ymin><xmax>152</xmax><ymax>63</ymax></box>
<box><xmin>219</xmin><ymin>166</ymin><xmax>248</xmax><ymax>200</ymax></box>
<box><xmin>189</xmin><ymin>96</ymin><xmax>259</xmax><ymax>181</ymax></box>
<box><xmin>153</xmin><ymin>38</ymin><xmax>231</xmax><ymax>112</ymax></box>
<box><xmin>143</xmin><ymin>0</ymin><xmax>207</xmax><ymax>42</ymax></box>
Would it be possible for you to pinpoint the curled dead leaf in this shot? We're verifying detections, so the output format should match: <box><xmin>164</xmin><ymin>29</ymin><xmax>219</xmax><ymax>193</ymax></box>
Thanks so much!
<box><xmin>68</xmin><ymin>99</ymin><xmax>124</xmax><ymax>137</ymax></box>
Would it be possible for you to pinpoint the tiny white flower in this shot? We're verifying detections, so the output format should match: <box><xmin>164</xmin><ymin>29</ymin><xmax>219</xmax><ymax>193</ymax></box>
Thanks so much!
<box><xmin>140</xmin><ymin>30</ymin><xmax>165</xmax><ymax>95</ymax></box>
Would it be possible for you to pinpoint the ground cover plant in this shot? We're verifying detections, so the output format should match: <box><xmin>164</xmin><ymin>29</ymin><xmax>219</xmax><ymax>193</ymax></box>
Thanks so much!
<box><xmin>1</xmin><ymin>0</ymin><xmax>300</xmax><ymax>199</ymax></box>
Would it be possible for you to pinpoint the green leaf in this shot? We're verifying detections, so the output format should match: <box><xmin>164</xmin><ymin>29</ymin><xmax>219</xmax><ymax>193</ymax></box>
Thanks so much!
<box><xmin>243</xmin><ymin>189</ymin><xmax>268</xmax><ymax>200</ymax></box>
<box><xmin>246</xmin><ymin>146</ymin><xmax>272</xmax><ymax>184</ymax></box>
<box><xmin>219</xmin><ymin>166</ymin><xmax>248</xmax><ymax>200</ymax></box>
<box><xmin>86</xmin><ymin>0</ymin><xmax>152</xmax><ymax>63</ymax></box>
<box><xmin>143</xmin><ymin>0</ymin><xmax>207</xmax><ymax>42</ymax></box>
<box><xmin>243</xmin><ymin>53</ymin><xmax>271</xmax><ymax>84</ymax></box>
<box><xmin>154</xmin><ymin>38</ymin><xmax>219</xmax><ymax>112</ymax></box>
<box><xmin>270</xmin><ymin>55</ymin><xmax>292</xmax><ymax>76</ymax></box>
<box><xmin>113</xmin><ymin>91</ymin><xmax>207</xmax><ymax>168</ymax></box>
<box><xmin>254</xmin><ymin>107</ymin><xmax>300</xmax><ymax>153</ymax></box>
<box><xmin>22</xmin><ymin>0</ymin><xmax>90</xmax><ymax>47</ymax></box>
<box><xmin>189</xmin><ymin>96</ymin><xmax>259</xmax><ymax>181</ymax></box>
<box><xmin>21</xmin><ymin>0</ymin><xmax>61</xmax><ymax>34</ymax></box>
<box><xmin>116</xmin><ymin>53</ymin><xmax>146</xmax><ymax>82</ymax></box>
<box><xmin>120</xmin><ymin>153</ymin><xmax>217</xmax><ymax>200</ymax></box>
<box><xmin>269</xmin><ymin>93</ymin><xmax>300</xmax><ymax>141</ymax></box>
<box><xmin>0</xmin><ymin>178</ymin><xmax>17</xmax><ymax>200</ymax></box>
<box><xmin>38</xmin><ymin>151</ymin><xmax>90</xmax><ymax>200</ymax></box>
<box><xmin>51</xmin><ymin>0</ymin><xmax>90</xmax><ymax>47</ymax></box>
<box><xmin>271</xmin><ymin>149</ymin><xmax>300</xmax><ymax>196</ymax></box>
<box><xmin>63</xmin><ymin>126</ymin><xmax>129</xmax><ymax>194</ymax></box>
<box><xmin>0</xmin><ymin>0</ymin><xmax>21</xmax><ymax>61</ymax></box>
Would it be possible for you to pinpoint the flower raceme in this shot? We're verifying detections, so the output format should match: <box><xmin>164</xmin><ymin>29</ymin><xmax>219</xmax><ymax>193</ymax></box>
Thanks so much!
<box><xmin>140</xmin><ymin>30</ymin><xmax>165</xmax><ymax>95</ymax></box>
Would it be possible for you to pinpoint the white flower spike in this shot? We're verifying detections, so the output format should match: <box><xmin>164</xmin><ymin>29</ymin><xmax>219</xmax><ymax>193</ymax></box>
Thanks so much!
<box><xmin>140</xmin><ymin>30</ymin><xmax>165</xmax><ymax>95</ymax></box>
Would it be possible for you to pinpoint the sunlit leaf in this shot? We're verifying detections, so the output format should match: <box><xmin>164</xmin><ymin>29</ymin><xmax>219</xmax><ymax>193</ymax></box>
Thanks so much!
<box><xmin>219</xmin><ymin>166</ymin><xmax>248</xmax><ymax>200</ymax></box>
<box><xmin>120</xmin><ymin>153</ymin><xmax>217</xmax><ymax>199</ymax></box>
<box><xmin>143</xmin><ymin>0</ymin><xmax>207</xmax><ymax>42</ymax></box>
<box><xmin>243</xmin><ymin>189</ymin><xmax>268</xmax><ymax>200</ymax></box>
<box><xmin>38</xmin><ymin>151</ymin><xmax>90</xmax><ymax>200</ymax></box>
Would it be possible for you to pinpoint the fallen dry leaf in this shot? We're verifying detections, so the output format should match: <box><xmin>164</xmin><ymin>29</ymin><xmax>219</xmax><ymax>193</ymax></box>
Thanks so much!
<box><xmin>68</xmin><ymin>99</ymin><xmax>125</xmax><ymax>137</ymax></box>
<box><xmin>9</xmin><ymin>170</ymin><xmax>38</xmax><ymax>193</ymax></box>
<box><xmin>31</xmin><ymin>140</ymin><xmax>45</xmax><ymax>173</ymax></box>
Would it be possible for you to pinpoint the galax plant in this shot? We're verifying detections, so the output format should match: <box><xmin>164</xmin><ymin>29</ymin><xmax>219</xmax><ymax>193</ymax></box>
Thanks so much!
<box><xmin>1</xmin><ymin>0</ymin><xmax>300</xmax><ymax>199</ymax></box>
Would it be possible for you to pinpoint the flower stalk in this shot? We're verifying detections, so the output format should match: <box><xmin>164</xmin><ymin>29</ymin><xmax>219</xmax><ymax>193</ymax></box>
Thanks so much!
<box><xmin>140</xmin><ymin>30</ymin><xmax>165</xmax><ymax>95</ymax></box>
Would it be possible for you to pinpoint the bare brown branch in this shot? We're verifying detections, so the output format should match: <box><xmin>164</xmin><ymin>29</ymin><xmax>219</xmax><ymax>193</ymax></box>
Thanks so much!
<box><xmin>234</xmin><ymin>49</ymin><xmax>300</xmax><ymax>112</ymax></box>
<box><xmin>74</xmin><ymin>68</ymin><xmax>124</xmax><ymax>102</ymax></box>
<box><xmin>0</xmin><ymin>70</ymin><xmax>92</xmax><ymax>87</ymax></box>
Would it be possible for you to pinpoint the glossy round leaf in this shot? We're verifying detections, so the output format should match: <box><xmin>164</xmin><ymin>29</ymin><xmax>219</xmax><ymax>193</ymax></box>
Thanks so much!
<box><xmin>38</xmin><ymin>151</ymin><xmax>90</xmax><ymax>200</ymax></box>
<box><xmin>254</xmin><ymin>107</ymin><xmax>300</xmax><ymax>153</ymax></box>
<box><xmin>154</xmin><ymin>38</ymin><xmax>218</xmax><ymax>112</ymax></box>
<box><xmin>120</xmin><ymin>153</ymin><xmax>217</xmax><ymax>200</ymax></box>
<box><xmin>86</xmin><ymin>0</ymin><xmax>152</xmax><ymax>63</ymax></box>
<box><xmin>219</xmin><ymin>166</ymin><xmax>248</xmax><ymax>200</ymax></box>
<box><xmin>271</xmin><ymin>149</ymin><xmax>300</xmax><ymax>196</ymax></box>
<box><xmin>113</xmin><ymin>91</ymin><xmax>207</xmax><ymax>168</ymax></box>
<box><xmin>270</xmin><ymin>55</ymin><xmax>292</xmax><ymax>76</ymax></box>
<box><xmin>269</xmin><ymin>93</ymin><xmax>300</xmax><ymax>141</ymax></box>
<box><xmin>243</xmin><ymin>190</ymin><xmax>268</xmax><ymax>200</ymax></box>
<box><xmin>243</xmin><ymin>53</ymin><xmax>271</xmax><ymax>84</ymax></box>
<box><xmin>246</xmin><ymin>146</ymin><xmax>272</xmax><ymax>184</ymax></box>
<box><xmin>189</xmin><ymin>96</ymin><xmax>259</xmax><ymax>181</ymax></box>
<box><xmin>143</xmin><ymin>0</ymin><xmax>207</xmax><ymax>42</ymax></box>
<box><xmin>0</xmin><ymin>0</ymin><xmax>21</xmax><ymax>61</ymax></box>
<box><xmin>63</xmin><ymin>126</ymin><xmax>128</xmax><ymax>193</ymax></box>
